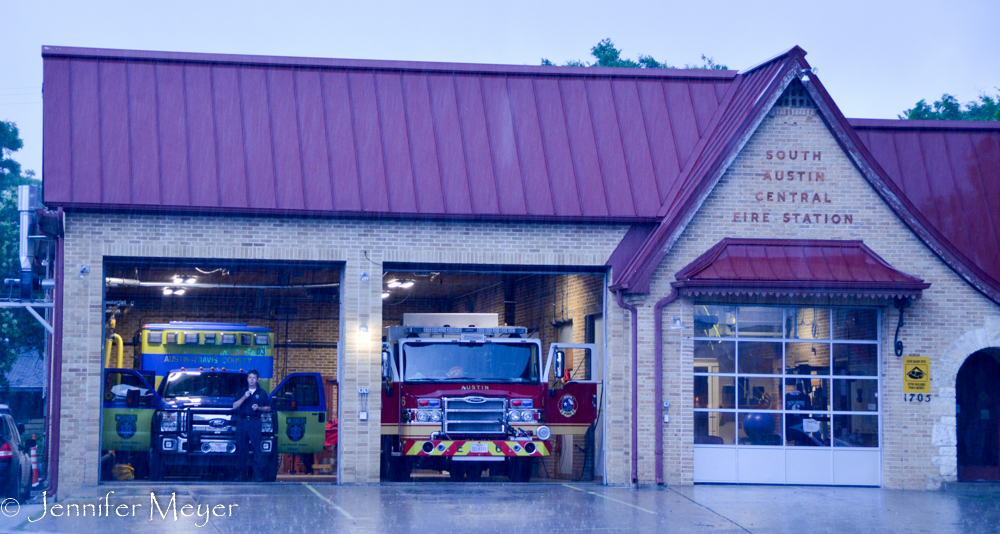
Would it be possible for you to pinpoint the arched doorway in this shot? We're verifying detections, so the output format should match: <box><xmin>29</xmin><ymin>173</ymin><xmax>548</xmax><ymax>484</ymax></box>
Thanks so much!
<box><xmin>957</xmin><ymin>348</ymin><xmax>1000</xmax><ymax>481</ymax></box>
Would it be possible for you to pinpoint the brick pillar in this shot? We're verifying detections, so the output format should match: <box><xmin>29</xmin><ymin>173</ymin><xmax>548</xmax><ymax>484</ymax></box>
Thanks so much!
<box><xmin>336</xmin><ymin>251</ymin><xmax>383</xmax><ymax>483</ymax></box>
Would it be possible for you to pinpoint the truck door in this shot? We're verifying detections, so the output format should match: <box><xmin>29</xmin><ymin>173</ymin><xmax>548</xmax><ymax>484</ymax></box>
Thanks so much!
<box><xmin>271</xmin><ymin>372</ymin><xmax>326</xmax><ymax>454</ymax></box>
<box><xmin>543</xmin><ymin>344</ymin><xmax>600</xmax><ymax>435</ymax></box>
<box><xmin>102</xmin><ymin>369</ymin><xmax>158</xmax><ymax>452</ymax></box>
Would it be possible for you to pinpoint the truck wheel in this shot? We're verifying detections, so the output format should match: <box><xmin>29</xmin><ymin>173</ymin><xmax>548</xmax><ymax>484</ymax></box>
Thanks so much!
<box><xmin>265</xmin><ymin>454</ymin><xmax>279</xmax><ymax>482</ymax></box>
<box><xmin>467</xmin><ymin>464</ymin><xmax>483</xmax><ymax>482</ymax></box>
<box><xmin>148</xmin><ymin>450</ymin><xmax>164</xmax><ymax>481</ymax></box>
<box><xmin>389</xmin><ymin>456</ymin><xmax>410</xmax><ymax>482</ymax></box>
<box><xmin>508</xmin><ymin>458</ymin><xmax>530</xmax><ymax>483</ymax></box>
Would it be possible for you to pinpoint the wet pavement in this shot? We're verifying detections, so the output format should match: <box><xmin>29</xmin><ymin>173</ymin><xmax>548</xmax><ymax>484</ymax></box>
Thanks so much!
<box><xmin>1</xmin><ymin>482</ymin><xmax>998</xmax><ymax>533</ymax></box>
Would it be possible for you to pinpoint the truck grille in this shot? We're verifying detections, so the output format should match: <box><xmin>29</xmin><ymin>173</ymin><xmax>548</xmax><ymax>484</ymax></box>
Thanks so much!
<box><xmin>190</xmin><ymin>411</ymin><xmax>236</xmax><ymax>434</ymax></box>
<box><xmin>443</xmin><ymin>396</ymin><xmax>505</xmax><ymax>435</ymax></box>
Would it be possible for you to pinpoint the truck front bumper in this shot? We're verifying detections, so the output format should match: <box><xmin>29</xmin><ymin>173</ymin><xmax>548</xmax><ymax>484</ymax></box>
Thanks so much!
<box><xmin>403</xmin><ymin>439</ymin><xmax>549</xmax><ymax>458</ymax></box>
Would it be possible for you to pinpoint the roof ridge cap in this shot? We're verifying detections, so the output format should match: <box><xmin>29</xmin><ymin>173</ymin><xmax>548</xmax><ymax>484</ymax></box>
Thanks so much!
<box><xmin>739</xmin><ymin>45</ymin><xmax>808</xmax><ymax>76</ymax></box>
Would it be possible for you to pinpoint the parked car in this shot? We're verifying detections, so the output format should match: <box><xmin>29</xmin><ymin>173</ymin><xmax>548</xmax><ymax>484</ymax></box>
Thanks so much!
<box><xmin>0</xmin><ymin>414</ymin><xmax>31</xmax><ymax>501</ymax></box>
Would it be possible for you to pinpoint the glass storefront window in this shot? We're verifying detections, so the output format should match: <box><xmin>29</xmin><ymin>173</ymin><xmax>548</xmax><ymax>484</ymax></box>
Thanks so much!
<box><xmin>785</xmin><ymin>308</ymin><xmax>830</xmax><ymax>340</ymax></box>
<box><xmin>694</xmin><ymin>340</ymin><xmax>735</xmax><ymax>373</ymax></box>
<box><xmin>738</xmin><ymin>307</ymin><xmax>784</xmax><ymax>338</ymax></box>
<box><xmin>694</xmin><ymin>376</ymin><xmax>735</xmax><ymax>409</ymax></box>
<box><xmin>785</xmin><ymin>378</ymin><xmax>830</xmax><ymax>411</ymax></box>
<box><xmin>832</xmin><ymin>309</ymin><xmax>878</xmax><ymax>340</ymax></box>
<box><xmin>693</xmin><ymin>306</ymin><xmax>736</xmax><ymax>337</ymax></box>
<box><xmin>738</xmin><ymin>412</ymin><xmax>782</xmax><ymax>445</ymax></box>
<box><xmin>738</xmin><ymin>376</ymin><xmax>781</xmax><ymax>410</ymax></box>
<box><xmin>833</xmin><ymin>344</ymin><xmax>878</xmax><ymax>376</ymax></box>
<box><xmin>738</xmin><ymin>342</ymin><xmax>782</xmax><ymax>374</ymax></box>
<box><xmin>785</xmin><ymin>413</ymin><xmax>830</xmax><ymax>446</ymax></box>
<box><xmin>832</xmin><ymin>379</ymin><xmax>879</xmax><ymax>412</ymax></box>
<box><xmin>785</xmin><ymin>343</ymin><xmax>830</xmax><ymax>375</ymax></box>
<box><xmin>834</xmin><ymin>415</ymin><xmax>879</xmax><ymax>447</ymax></box>
<box><xmin>695</xmin><ymin>412</ymin><xmax>736</xmax><ymax>444</ymax></box>
<box><xmin>693</xmin><ymin>305</ymin><xmax>880</xmax><ymax>454</ymax></box>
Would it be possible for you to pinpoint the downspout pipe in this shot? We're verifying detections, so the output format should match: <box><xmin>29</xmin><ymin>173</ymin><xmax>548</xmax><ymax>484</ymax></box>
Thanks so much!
<box><xmin>653</xmin><ymin>288</ymin><xmax>679</xmax><ymax>486</ymax></box>
<box><xmin>46</xmin><ymin>208</ymin><xmax>64</xmax><ymax>500</ymax></box>
<box><xmin>615</xmin><ymin>290</ymin><xmax>638</xmax><ymax>484</ymax></box>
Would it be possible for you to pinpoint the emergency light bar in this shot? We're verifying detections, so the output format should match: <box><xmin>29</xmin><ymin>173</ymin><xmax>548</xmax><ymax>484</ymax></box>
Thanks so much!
<box><xmin>401</xmin><ymin>326</ymin><xmax>527</xmax><ymax>336</ymax></box>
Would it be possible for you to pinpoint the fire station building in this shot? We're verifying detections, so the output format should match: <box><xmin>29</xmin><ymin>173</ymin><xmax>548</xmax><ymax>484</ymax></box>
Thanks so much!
<box><xmin>38</xmin><ymin>44</ymin><xmax>1000</xmax><ymax>496</ymax></box>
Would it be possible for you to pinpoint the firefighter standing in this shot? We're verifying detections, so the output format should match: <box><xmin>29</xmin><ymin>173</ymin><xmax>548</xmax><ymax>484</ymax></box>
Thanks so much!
<box><xmin>233</xmin><ymin>369</ymin><xmax>271</xmax><ymax>481</ymax></box>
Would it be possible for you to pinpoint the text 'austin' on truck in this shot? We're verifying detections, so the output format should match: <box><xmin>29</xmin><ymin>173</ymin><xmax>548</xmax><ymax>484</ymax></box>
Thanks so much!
<box><xmin>380</xmin><ymin>314</ymin><xmax>600</xmax><ymax>482</ymax></box>
<box><xmin>101</xmin><ymin>322</ymin><xmax>327</xmax><ymax>481</ymax></box>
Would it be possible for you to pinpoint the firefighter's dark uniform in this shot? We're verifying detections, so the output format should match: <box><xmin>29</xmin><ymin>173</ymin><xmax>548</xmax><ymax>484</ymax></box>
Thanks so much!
<box><xmin>234</xmin><ymin>386</ymin><xmax>270</xmax><ymax>481</ymax></box>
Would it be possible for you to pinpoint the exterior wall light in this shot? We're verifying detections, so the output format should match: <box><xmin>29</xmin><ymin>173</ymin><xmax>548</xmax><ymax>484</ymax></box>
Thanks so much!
<box><xmin>360</xmin><ymin>271</ymin><xmax>370</xmax><ymax>282</ymax></box>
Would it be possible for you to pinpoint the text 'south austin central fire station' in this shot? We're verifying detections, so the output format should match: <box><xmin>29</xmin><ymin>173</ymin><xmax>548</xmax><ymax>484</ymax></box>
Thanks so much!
<box><xmin>30</xmin><ymin>44</ymin><xmax>1000</xmax><ymax>496</ymax></box>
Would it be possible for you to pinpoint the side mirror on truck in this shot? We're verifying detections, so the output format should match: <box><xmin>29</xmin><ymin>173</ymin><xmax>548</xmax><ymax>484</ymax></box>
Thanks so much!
<box><xmin>554</xmin><ymin>351</ymin><xmax>565</xmax><ymax>382</ymax></box>
<box><xmin>381</xmin><ymin>350</ymin><xmax>393</xmax><ymax>397</ymax></box>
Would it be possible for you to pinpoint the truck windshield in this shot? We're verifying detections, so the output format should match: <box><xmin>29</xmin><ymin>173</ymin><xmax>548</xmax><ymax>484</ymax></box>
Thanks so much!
<box><xmin>402</xmin><ymin>342</ymin><xmax>539</xmax><ymax>382</ymax></box>
<box><xmin>161</xmin><ymin>372</ymin><xmax>247</xmax><ymax>398</ymax></box>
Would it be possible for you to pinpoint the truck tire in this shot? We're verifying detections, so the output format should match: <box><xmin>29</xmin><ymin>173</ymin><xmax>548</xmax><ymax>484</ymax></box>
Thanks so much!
<box><xmin>508</xmin><ymin>458</ymin><xmax>530</xmax><ymax>483</ymax></box>
<box><xmin>148</xmin><ymin>450</ymin><xmax>165</xmax><ymax>481</ymax></box>
<box><xmin>265</xmin><ymin>454</ymin><xmax>279</xmax><ymax>482</ymax></box>
<box><xmin>388</xmin><ymin>456</ymin><xmax>410</xmax><ymax>482</ymax></box>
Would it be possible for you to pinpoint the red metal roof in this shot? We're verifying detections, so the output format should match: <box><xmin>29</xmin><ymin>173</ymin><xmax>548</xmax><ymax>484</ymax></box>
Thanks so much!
<box><xmin>41</xmin><ymin>46</ymin><xmax>737</xmax><ymax>221</ymax></box>
<box><xmin>611</xmin><ymin>47</ymin><xmax>806</xmax><ymax>292</ymax></box>
<box><xmin>672</xmin><ymin>238</ymin><xmax>930</xmax><ymax>299</ymax></box>
<box><xmin>849</xmin><ymin>118</ymin><xmax>1000</xmax><ymax>303</ymax></box>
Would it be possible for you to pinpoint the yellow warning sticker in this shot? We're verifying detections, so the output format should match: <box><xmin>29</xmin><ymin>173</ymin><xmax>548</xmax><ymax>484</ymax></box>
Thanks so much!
<box><xmin>903</xmin><ymin>356</ymin><xmax>930</xmax><ymax>393</ymax></box>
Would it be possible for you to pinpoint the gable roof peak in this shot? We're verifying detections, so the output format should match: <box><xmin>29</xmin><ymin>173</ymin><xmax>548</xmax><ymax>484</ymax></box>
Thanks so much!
<box><xmin>741</xmin><ymin>45</ymin><xmax>810</xmax><ymax>76</ymax></box>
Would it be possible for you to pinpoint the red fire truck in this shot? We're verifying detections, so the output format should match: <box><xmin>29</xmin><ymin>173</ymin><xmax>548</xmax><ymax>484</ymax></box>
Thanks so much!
<box><xmin>380</xmin><ymin>314</ymin><xmax>599</xmax><ymax>482</ymax></box>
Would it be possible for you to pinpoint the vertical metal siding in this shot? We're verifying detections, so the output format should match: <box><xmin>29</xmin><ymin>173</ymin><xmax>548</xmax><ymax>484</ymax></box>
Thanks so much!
<box><xmin>267</xmin><ymin>68</ymin><xmax>306</xmax><ymax>211</ymax></box>
<box><xmin>374</xmin><ymin>72</ymin><xmax>419</xmax><ymax>214</ymax></box>
<box><xmin>560</xmin><ymin>78</ymin><xmax>608</xmax><ymax>217</ymax></box>
<box><xmin>155</xmin><ymin>63</ymin><xmax>191</xmax><ymax>206</ymax></box>
<box><xmin>212</xmin><ymin>66</ymin><xmax>250</xmax><ymax>208</ymax></box>
<box><xmin>611</xmin><ymin>79</ymin><xmax>661</xmax><ymax>216</ymax></box>
<box><xmin>69</xmin><ymin>59</ymin><xmax>101</xmax><ymax>204</ymax></box>
<box><xmin>399</xmin><ymin>73</ymin><xmax>446</xmax><ymax>214</ymax></box>
<box><xmin>505</xmin><ymin>77</ymin><xmax>555</xmax><ymax>216</ymax></box>
<box><xmin>348</xmin><ymin>71</ymin><xmax>391</xmax><ymax>212</ymax></box>
<box><xmin>239</xmin><ymin>67</ymin><xmax>278</xmax><ymax>210</ymax></box>
<box><xmin>531</xmin><ymin>77</ymin><xmax>582</xmax><ymax>217</ymax></box>
<box><xmin>319</xmin><ymin>71</ymin><xmax>363</xmax><ymax>212</ymax></box>
<box><xmin>183</xmin><ymin>64</ymin><xmax>221</xmax><ymax>208</ymax></box>
<box><xmin>453</xmin><ymin>75</ymin><xmax>500</xmax><ymax>215</ymax></box>
<box><xmin>43</xmin><ymin>58</ymin><xmax>72</xmax><ymax>203</ymax></box>
<box><xmin>586</xmin><ymin>78</ymin><xmax>635</xmax><ymax>217</ymax></box>
<box><xmin>481</xmin><ymin>75</ymin><xmax>528</xmax><ymax>216</ymax></box>
<box><xmin>293</xmin><ymin>70</ymin><xmax>335</xmax><ymax>211</ymax></box>
<box><xmin>97</xmin><ymin>61</ymin><xmax>131</xmax><ymax>205</ymax></box>
<box><xmin>425</xmin><ymin>73</ymin><xmax>473</xmax><ymax>214</ymax></box>
<box><xmin>127</xmin><ymin>62</ymin><xmax>161</xmax><ymax>206</ymax></box>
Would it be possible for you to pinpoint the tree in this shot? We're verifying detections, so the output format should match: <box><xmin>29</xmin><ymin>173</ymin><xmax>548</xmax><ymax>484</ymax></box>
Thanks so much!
<box><xmin>542</xmin><ymin>39</ymin><xmax>727</xmax><ymax>70</ymax></box>
<box><xmin>900</xmin><ymin>92</ymin><xmax>1000</xmax><ymax>121</ymax></box>
<box><xmin>1</xmin><ymin>120</ymin><xmax>44</xmax><ymax>388</ymax></box>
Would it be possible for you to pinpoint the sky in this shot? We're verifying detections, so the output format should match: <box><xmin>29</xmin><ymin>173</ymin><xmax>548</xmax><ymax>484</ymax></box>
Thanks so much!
<box><xmin>2</xmin><ymin>0</ymin><xmax>999</xmax><ymax>179</ymax></box>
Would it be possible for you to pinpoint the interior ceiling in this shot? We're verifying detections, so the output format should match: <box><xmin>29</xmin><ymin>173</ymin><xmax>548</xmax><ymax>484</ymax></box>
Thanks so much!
<box><xmin>105</xmin><ymin>260</ymin><xmax>602</xmax><ymax>305</ymax></box>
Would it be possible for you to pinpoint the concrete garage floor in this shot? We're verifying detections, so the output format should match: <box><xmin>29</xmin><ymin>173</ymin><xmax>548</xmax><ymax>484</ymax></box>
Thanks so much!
<box><xmin>3</xmin><ymin>483</ymin><xmax>999</xmax><ymax>533</ymax></box>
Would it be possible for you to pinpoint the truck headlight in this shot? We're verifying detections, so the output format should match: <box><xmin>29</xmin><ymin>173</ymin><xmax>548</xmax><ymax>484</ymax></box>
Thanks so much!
<box><xmin>521</xmin><ymin>410</ymin><xmax>534</xmax><ymax>421</ymax></box>
<box><xmin>508</xmin><ymin>410</ymin><xmax>521</xmax><ymax>423</ymax></box>
<box><xmin>430</xmin><ymin>410</ymin><xmax>442</xmax><ymax>422</ymax></box>
<box><xmin>417</xmin><ymin>410</ymin><xmax>429</xmax><ymax>423</ymax></box>
<box><xmin>160</xmin><ymin>411</ymin><xmax>179</xmax><ymax>432</ymax></box>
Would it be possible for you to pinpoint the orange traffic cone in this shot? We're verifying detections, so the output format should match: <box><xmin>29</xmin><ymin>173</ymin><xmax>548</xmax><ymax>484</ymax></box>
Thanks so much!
<box><xmin>30</xmin><ymin>446</ymin><xmax>38</xmax><ymax>487</ymax></box>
